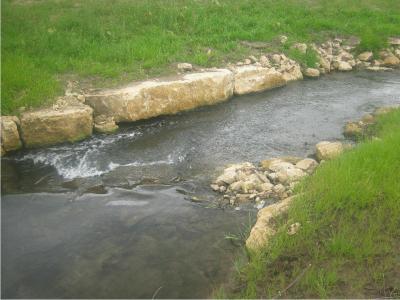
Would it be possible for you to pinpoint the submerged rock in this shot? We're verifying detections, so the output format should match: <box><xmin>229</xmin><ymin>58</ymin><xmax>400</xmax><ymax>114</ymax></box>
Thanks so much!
<box><xmin>20</xmin><ymin>105</ymin><xmax>93</xmax><ymax>148</ymax></box>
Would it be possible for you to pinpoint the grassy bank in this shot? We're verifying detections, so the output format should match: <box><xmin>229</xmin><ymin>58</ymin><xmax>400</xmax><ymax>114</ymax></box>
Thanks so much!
<box><xmin>225</xmin><ymin>109</ymin><xmax>400</xmax><ymax>298</ymax></box>
<box><xmin>2</xmin><ymin>0</ymin><xmax>400</xmax><ymax>114</ymax></box>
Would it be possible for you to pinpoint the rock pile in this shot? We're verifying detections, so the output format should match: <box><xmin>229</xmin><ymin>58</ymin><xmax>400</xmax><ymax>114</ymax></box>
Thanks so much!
<box><xmin>211</xmin><ymin>157</ymin><xmax>319</xmax><ymax>207</ymax></box>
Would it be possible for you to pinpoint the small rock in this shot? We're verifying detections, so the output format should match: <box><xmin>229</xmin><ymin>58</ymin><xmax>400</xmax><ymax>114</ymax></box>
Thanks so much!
<box><xmin>279</xmin><ymin>35</ymin><xmax>288</xmax><ymax>44</ymax></box>
<box><xmin>295</xmin><ymin>158</ymin><xmax>318</xmax><ymax>174</ymax></box>
<box><xmin>267</xmin><ymin>172</ymin><xmax>278</xmax><ymax>183</ymax></box>
<box><xmin>271</xmin><ymin>54</ymin><xmax>281</xmax><ymax>64</ymax></box>
<box><xmin>219</xmin><ymin>186</ymin><xmax>227</xmax><ymax>193</ymax></box>
<box><xmin>315</xmin><ymin>141</ymin><xmax>344</xmax><ymax>161</ymax></box>
<box><xmin>210</xmin><ymin>184</ymin><xmax>220</xmax><ymax>192</ymax></box>
<box><xmin>303</xmin><ymin>68</ymin><xmax>320</xmax><ymax>78</ymax></box>
<box><xmin>273</xmin><ymin>184</ymin><xmax>286</xmax><ymax>195</ymax></box>
<box><xmin>259</xmin><ymin>182</ymin><xmax>274</xmax><ymax>192</ymax></box>
<box><xmin>337</xmin><ymin>61</ymin><xmax>353</xmax><ymax>71</ymax></box>
<box><xmin>94</xmin><ymin>115</ymin><xmax>119</xmax><ymax>134</ymax></box>
<box><xmin>361</xmin><ymin>113</ymin><xmax>375</xmax><ymax>124</ymax></box>
<box><xmin>177</xmin><ymin>63</ymin><xmax>193</xmax><ymax>72</ymax></box>
<box><xmin>244</xmin><ymin>58</ymin><xmax>252</xmax><ymax>65</ymax></box>
<box><xmin>383</xmin><ymin>55</ymin><xmax>400</xmax><ymax>67</ymax></box>
<box><xmin>77</xmin><ymin>94</ymin><xmax>86</xmax><ymax>102</ymax></box>
<box><xmin>287</xmin><ymin>222</ymin><xmax>301</xmax><ymax>235</ymax></box>
<box><xmin>249</xmin><ymin>55</ymin><xmax>258</xmax><ymax>63</ymax></box>
<box><xmin>259</xmin><ymin>55</ymin><xmax>270</xmax><ymax>67</ymax></box>
<box><xmin>343</xmin><ymin>121</ymin><xmax>363</xmax><ymax>138</ymax></box>
<box><xmin>276</xmin><ymin>168</ymin><xmax>306</xmax><ymax>184</ymax></box>
<box><xmin>357</xmin><ymin>51</ymin><xmax>373</xmax><ymax>62</ymax></box>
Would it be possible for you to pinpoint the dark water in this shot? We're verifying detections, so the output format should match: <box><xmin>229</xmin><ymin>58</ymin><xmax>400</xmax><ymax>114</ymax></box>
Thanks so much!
<box><xmin>2</xmin><ymin>71</ymin><xmax>400</xmax><ymax>298</ymax></box>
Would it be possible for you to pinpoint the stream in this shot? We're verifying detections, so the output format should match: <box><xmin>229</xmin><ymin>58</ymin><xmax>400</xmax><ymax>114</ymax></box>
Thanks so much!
<box><xmin>2</xmin><ymin>70</ymin><xmax>400</xmax><ymax>298</ymax></box>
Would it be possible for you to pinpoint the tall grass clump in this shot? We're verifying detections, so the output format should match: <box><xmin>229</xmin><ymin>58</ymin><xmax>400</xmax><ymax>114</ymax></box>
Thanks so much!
<box><xmin>232</xmin><ymin>109</ymin><xmax>400</xmax><ymax>298</ymax></box>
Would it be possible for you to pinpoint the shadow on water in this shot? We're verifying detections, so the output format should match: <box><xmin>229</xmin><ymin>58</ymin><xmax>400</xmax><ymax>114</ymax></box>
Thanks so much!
<box><xmin>2</xmin><ymin>70</ymin><xmax>400</xmax><ymax>298</ymax></box>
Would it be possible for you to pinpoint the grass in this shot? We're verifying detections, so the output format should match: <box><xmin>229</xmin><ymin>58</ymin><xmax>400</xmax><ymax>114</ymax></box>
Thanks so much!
<box><xmin>226</xmin><ymin>109</ymin><xmax>400</xmax><ymax>298</ymax></box>
<box><xmin>2</xmin><ymin>0</ymin><xmax>400</xmax><ymax>114</ymax></box>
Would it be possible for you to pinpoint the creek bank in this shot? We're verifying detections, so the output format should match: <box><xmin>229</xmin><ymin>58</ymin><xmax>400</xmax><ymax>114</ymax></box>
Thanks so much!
<box><xmin>1</xmin><ymin>37</ymin><xmax>400</xmax><ymax>155</ymax></box>
<box><xmin>212</xmin><ymin>105</ymin><xmax>398</xmax><ymax>251</ymax></box>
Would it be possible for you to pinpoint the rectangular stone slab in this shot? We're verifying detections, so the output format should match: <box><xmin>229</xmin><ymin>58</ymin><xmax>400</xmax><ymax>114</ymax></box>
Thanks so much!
<box><xmin>20</xmin><ymin>105</ymin><xmax>93</xmax><ymax>148</ymax></box>
<box><xmin>85</xmin><ymin>69</ymin><xmax>234</xmax><ymax>123</ymax></box>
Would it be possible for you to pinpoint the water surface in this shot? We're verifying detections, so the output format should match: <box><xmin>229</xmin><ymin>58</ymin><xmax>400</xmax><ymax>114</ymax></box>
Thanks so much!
<box><xmin>2</xmin><ymin>70</ymin><xmax>400</xmax><ymax>298</ymax></box>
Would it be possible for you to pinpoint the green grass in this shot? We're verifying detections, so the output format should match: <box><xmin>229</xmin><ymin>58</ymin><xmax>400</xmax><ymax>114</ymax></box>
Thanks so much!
<box><xmin>2</xmin><ymin>0</ymin><xmax>400</xmax><ymax>114</ymax></box>
<box><xmin>227</xmin><ymin>109</ymin><xmax>400</xmax><ymax>298</ymax></box>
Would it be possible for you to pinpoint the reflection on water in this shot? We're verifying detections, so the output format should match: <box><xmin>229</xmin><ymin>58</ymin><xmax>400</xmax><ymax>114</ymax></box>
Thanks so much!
<box><xmin>2</xmin><ymin>185</ymin><xmax>250</xmax><ymax>298</ymax></box>
<box><xmin>2</xmin><ymin>70</ymin><xmax>400</xmax><ymax>298</ymax></box>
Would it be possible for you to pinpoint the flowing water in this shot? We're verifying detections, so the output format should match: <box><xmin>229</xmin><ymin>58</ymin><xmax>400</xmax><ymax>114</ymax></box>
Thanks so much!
<box><xmin>2</xmin><ymin>71</ymin><xmax>400</xmax><ymax>298</ymax></box>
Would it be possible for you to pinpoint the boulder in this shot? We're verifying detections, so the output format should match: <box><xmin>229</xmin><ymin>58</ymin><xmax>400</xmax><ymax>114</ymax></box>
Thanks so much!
<box><xmin>357</xmin><ymin>51</ymin><xmax>373</xmax><ymax>62</ymax></box>
<box><xmin>1</xmin><ymin>116</ymin><xmax>22</xmax><ymax>153</ymax></box>
<box><xmin>246</xmin><ymin>196</ymin><xmax>294</xmax><ymax>250</ymax></box>
<box><xmin>85</xmin><ymin>69</ymin><xmax>234</xmax><ymax>123</ymax></box>
<box><xmin>315</xmin><ymin>141</ymin><xmax>344</xmax><ymax>161</ymax></box>
<box><xmin>303</xmin><ymin>68</ymin><xmax>320</xmax><ymax>78</ymax></box>
<box><xmin>94</xmin><ymin>115</ymin><xmax>119</xmax><ymax>134</ymax></box>
<box><xmin>233</xmin><ymin>66</ymin><xmax>286</xmax><ymax>95</ymax></box>
<box><xmin>295</xmin><ymin>158</ymin><xmax>318</xmax><ymax>174</ymax></box>
<box><xmin>20</xmin><ymin>105</ymin><xmax>93</xmax><ymax>148</ymax></box>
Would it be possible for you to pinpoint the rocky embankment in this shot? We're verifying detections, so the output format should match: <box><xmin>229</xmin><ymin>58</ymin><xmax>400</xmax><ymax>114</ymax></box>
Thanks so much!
<box><xmin>1</xmin><ymin>37</ymin><xmax>400</xmax><ymax>155</ymax></box>
<box><xmin>212</xmin><ymin>106</ymin><xmax>398</xmax><ymax>251</ymax></box>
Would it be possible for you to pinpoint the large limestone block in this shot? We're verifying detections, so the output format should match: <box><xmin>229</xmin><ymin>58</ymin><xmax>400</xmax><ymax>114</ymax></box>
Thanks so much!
<box><xmin>85</xmin><ymin>69</ymin><xmax>234</xmax><ymax>123</ymax></box>
<box><xmin>20</xmin><ymin>105</ymin><xmax>93</xmax><ymax>148</ymax></box>
<box><xmin>1</xmin><ymin>116</ymin><xmax>22</xmax><ymax>153</ymax></box>
<box><xmin>233</xmin><ymin>66</ymin><xmax>286</xmax><ymax>95</ymax></box>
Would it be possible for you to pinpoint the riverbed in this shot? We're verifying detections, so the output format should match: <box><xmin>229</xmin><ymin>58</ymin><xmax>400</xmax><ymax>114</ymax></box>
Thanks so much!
<box><xmin>2</xmin><ymin>70</ymin><xmax>400</xmax><ymax>298</ymax></box>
